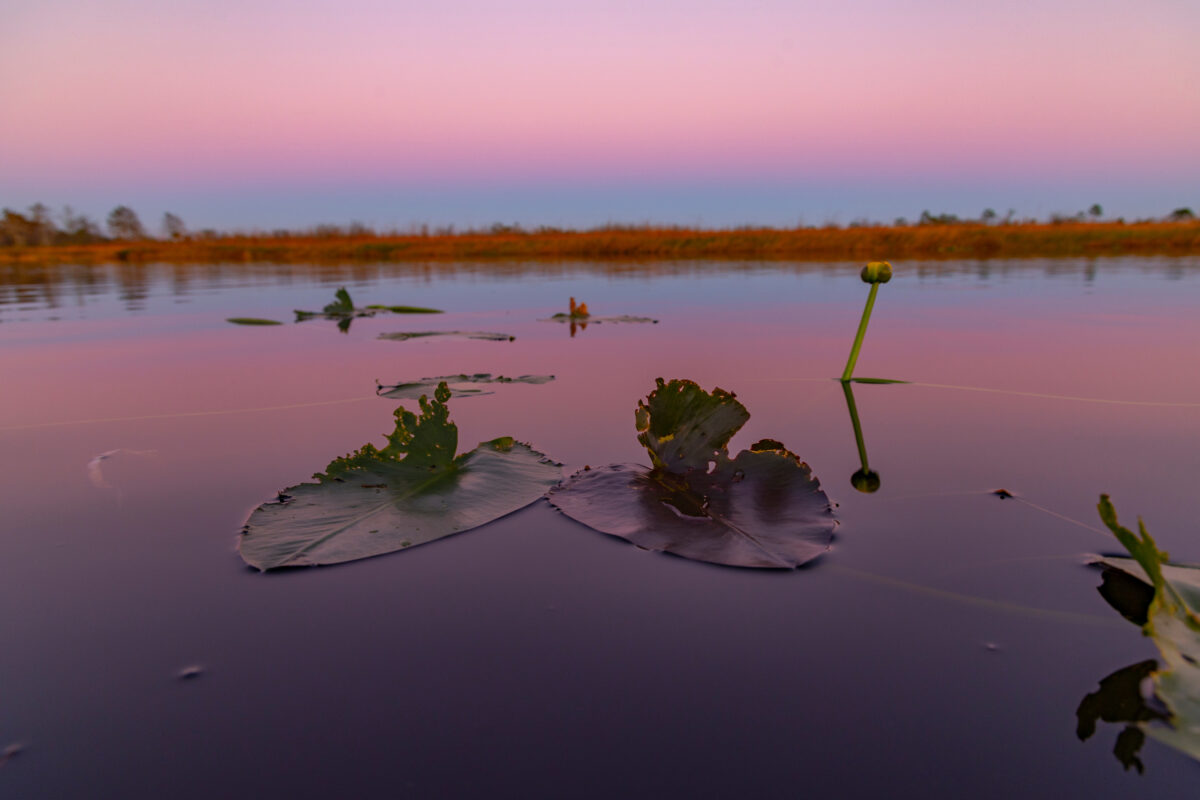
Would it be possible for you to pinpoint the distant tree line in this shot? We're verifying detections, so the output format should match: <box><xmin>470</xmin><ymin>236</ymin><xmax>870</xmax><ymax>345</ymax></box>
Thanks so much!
<box><xmin>1</xmin><ymin>202</ymin><xmax>1196</xmax><ymax>247</ymax></box>
<box><xmin>0</xmin><ymin>203</ymin><xmax>194</xmax><ymax>247</ymax></box>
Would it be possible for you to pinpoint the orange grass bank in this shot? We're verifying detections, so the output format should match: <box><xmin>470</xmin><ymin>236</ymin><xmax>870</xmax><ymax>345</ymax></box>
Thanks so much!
<box><xmin>5</xmin><ymin>222</ymin><xmax>1200</xmax><ymax>264</ymax></box>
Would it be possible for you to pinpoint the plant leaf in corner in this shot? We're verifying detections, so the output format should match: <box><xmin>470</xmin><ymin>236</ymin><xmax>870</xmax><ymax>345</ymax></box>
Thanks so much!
<box><xmin>239</xmin><ymin>382</ymin><xmax>561</xmax><ymax>570</ymax></box>
<box><xmin>548</xmin><ymin>378</ymin><xmax>836</xmax><ymax>569</ymax></box>
<box><xmin>1080</xmin><ymin>496</ymin><xmax>1200</xmax><ymax>767</ymax></box>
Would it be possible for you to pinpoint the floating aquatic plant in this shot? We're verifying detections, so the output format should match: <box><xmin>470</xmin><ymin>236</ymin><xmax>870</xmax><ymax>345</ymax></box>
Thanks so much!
<box><xmin>239</xmin><ymin>382</ymin><xmax>561</xmax><ymax>570</ymax></box>
<box><xmin>1077</xmin><ymin>495</ymin><xmax>1200</xmax><ymax>770</ymax></box>
<box><xmin>226</xmin><ymin>317</ymin><xmax>283</xmax><ymax>326</ymax></box>
<box><xmin>543</xmin><ymin>297</ymin><xmax>657</xmax><ymax>336</ymax></box>
<box><xmin>294</xmin><ymin>287</ymin><xmax>444</xmax><ymax>333</ymax></box>
<box><xmin>548</xmin><ymin>378</ymin><xmax>836</xmax><ymax>569</ymax></box>
<box><xmin>376</xmin><ymin>373</ymin><xmax>555</xmax><ymax>400</ymax></box>
<box><xmin>377</xmin><ymin>331</ymin><xmax>515</xmax><ymax>342</ymax></box>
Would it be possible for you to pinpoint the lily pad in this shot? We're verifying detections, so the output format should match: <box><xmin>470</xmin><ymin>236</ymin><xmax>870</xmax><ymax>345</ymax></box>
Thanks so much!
<box><xmin>1080</xmin><ymin>495</ymin><xmax>1200</xmax><ymax>767</ymax></box>
<box><xmin>548</xmin><ymin>378</ymin><xmax>835</xmax><ymax>569</ymax></box>
<box><xmin>542</xmin><ymin>297</ymin><xmax>657</xmax><ymax>326</ymax></box>
<box><xmin>239</xmin><ymin>382</ymin><xmax>560</xmax><ymax>570</ymax></box>
<box><xmin>365</xmin><ymin>304</ymin><xmax>443</xmax><ymax>314</ymax></box>
<box><xmin>377</xmin><ymin>331</ymin><xmax>515</xmax><ymax>342</ymax></box>
<box><xmin>227</xmin><ymin>317</ymin><xmax>284</xmax><ymax>326</ymax></box>
<box><xmin>295</xmin><ymin>288</ymin><xmax>444</xmax><ymax>330</ymax></box>
<box><xmin>377</xmin><ymin>373</ymin><xmax>555</xmax><ymax>400</ymax></box>
<box><xmin>546</xmin><ymin>314</ymin><xmax>658</xmax><ymax>324</ymax></box>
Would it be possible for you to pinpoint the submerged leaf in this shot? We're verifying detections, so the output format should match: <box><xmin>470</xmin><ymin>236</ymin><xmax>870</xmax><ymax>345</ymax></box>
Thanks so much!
<box><xmin>1081</xmin><ymin>496</ymin><xmax>1200</xmax><ymax>768</ymax></box>
<box><xmin>239</xmin><ymin>383</ymin><xmax>560</xmax><ymax>570</ymax></box>
<box><xmin>377</xmin><ymin>331</ymin><xmax>515</xmax><ymax>342</ymax></box>
<box><xmin>549</xmin><ymin>379</ymin><xmax>835</xmax><ymax>569</ymax></box>
<box><xmin>377</xmin><ymin>373</ymin><xmax>555</xmax><ymax>400</ymax></box>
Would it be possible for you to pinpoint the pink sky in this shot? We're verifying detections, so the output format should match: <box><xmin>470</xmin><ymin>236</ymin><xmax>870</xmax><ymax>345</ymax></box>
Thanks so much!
<box><xmin>2</xmin><ymin>0</ymin><xmax>1198</xmax><ymax>228</ymax></box>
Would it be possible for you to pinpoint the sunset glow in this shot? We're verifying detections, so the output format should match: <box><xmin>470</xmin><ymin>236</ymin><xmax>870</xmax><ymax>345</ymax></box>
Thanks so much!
<box><xmin>3</xmin><ymin>0</ymin><xmax>1198</xmax><ymax>227</ymax></box>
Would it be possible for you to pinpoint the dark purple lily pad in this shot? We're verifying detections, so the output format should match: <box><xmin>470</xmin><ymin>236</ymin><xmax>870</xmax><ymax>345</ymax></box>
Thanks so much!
<box><xmin>548</xmin><ymin>379</ymin><xmax>836</xmax><ymax>569</ymax></box>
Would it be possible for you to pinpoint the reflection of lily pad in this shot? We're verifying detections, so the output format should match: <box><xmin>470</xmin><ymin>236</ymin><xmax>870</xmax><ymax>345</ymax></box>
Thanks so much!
<box><xmin>377</xmin><ymin>331</ymin><xmax>515</xmax><ymax>342</ymax></box>
<box><xmin>239</xmin><ymin>383</ymin><xmax>560</xmax><ymax>570</ymax></box>
<box><xmin>1080</xmin><ymin>496</ymin><xmax>1200</xmax><ymax>768</ymax></box>
<box><xmin>549</xmin><ymin>378</ymin><xmax>835</xmax><ymax>569</ymax></box>
<box><xmin>227</xmin><ymin>317</ymin><xmax>283</xmax><ymax>326</ymax></box>
<box><xmin>377</xmin><ymin>373</ymin><xmax>554</xmax><ymax>400</ymax></box>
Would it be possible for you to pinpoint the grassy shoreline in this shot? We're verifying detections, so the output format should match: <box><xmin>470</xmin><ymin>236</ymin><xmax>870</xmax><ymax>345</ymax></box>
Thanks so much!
<box><xmin>4</xmin><ymin>221</ymin><xmax>1199</xmax><ymax>264</ymax></box>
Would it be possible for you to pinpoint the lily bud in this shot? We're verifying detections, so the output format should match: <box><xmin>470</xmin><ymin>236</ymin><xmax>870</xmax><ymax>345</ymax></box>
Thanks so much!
<box><xmin>860</xmin><ymin>261</ymin><xmax>893</xmax><ymax>284</ymax></box>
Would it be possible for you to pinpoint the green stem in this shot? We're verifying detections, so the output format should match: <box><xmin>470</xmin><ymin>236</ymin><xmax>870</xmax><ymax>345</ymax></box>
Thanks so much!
<box><xmin>841</xmin><ymin>282</ymin><xmax>880</xmax><ymax>381</ymax></box>
<box><xmin>841</xmin><ymin>380</ymin><xmax>869</xmax><ymax>473</ymax></box>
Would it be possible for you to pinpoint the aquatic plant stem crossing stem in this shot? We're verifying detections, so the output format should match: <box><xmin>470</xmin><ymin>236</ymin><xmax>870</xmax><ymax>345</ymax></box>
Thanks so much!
<box><xmin>841</xmin><ymin>281</ymin><xmax>879</xmax><ymax>381</ymax></box>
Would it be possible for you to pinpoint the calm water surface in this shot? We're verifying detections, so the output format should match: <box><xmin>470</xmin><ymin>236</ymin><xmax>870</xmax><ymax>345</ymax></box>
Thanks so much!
<box><xmin>2</xmin><ymin>258</ymin><xmax>1199</xmax><ymax>798</ymax></box>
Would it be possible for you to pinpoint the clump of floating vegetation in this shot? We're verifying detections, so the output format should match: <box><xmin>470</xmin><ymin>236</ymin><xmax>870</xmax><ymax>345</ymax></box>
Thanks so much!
<box><xmin>543</xmin><ymin>298</ymin><xmax>657</xmax><ymax>334</ymax></box>
<box><xmin>239</xmin><ymin>382</ymin><xmax>561</xmax><ymax>570</ymax></box>
<box><xmin>549</xmin><ymin>378</ymin><xmax>836</xmax><ymax>569</ymax></box>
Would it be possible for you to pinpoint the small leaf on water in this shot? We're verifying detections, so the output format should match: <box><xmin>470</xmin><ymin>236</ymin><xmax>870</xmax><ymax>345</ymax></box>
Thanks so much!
<box><xmin>239</xmin><ymin>382</ymin><xmax>560</xmax><ymax>570</ymax></box>
<box><xmin>365</xmin><ymin>304</ymin><xmax>443</xmax><ymax>314</ymax></box>
<box><xmin>226</xmin><ymin>318</ymin><xmax>283</xmax><ymax>326</ymax></box>
<box><xmin>549</xmin><ymin>379</ymin><xmax>835</xmax><ymax>569</ymax></box>
<box><xmin>377</xmin><ymin>331</ymin><xmax>515</xmax><ymax>342</ymax></box>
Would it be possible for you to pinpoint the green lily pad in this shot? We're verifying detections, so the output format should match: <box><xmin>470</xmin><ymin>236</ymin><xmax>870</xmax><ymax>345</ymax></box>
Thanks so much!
<box><xmin>377</xmin><ymin>331</ymin><xmax>515</xmax><ymax>342</ymax></box>
<box><xmin>226</xmin><ymin>317</ymin><xmax>284</xmax><ymax>326</ymax></box>
<box><xmin>365</xmin><ymin>304</ymin><xmax>443</xmax><ymax>314</ymax></box>
<box><xmin>548</xmin><ymin>378</ymin><xmax>835</xmax><ymax>569</ymax></box>
<box><xmin>239</xmin><ymin>383</ymin><xmax>561</xmax><ymax>570</ymax></box>
<box><xmin>1080</xmin><ymin>496</ymin><xmax>1200</xmax><ymax>768</ymax></box>
<box><xmin>377</xmin><ymin>373</ymin><xmax>555</xmax><ymax>400</ymax></box>
<box><xmin>295</xmin><ymin>288</ymin><xmax>444</xmax><ymax>330</ymax></box>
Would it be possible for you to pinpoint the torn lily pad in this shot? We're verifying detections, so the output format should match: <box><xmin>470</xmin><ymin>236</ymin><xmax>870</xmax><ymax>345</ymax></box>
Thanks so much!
<box><xmin>548</xmin><ymin>378</ymin><xmax>835</xmax><ymax>569</ymax></box>
<box><xmin>377</xmin><ymin>373</ymin><xmax>554</xmax><ymax>400</ymax></box>
<box><xmin>1079</xmin><ymin>495</ymin><xmax>1200</xmax><ymax>768</ymax></box>
<box><xmin>239</xmin><ymin>382</ymin><xmax>560</xmax><ymax>570</ymax></box>
<box><xmin>377</xmin><ymin>331</ymin><xmax>515</xmax><ymax>342</ymax></box>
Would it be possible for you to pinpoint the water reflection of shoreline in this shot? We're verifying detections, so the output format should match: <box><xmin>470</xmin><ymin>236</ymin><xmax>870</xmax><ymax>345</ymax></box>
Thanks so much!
<box><xmin>3</xmin><ymin>258</ymin><xmax>1198</xmax><ymax>314</ymax></box>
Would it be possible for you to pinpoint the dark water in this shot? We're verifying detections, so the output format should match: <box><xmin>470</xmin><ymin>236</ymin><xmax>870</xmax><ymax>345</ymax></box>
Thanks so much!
<box><xmin>2</xmin><ymin>258</ymin><xmax>1199</xmax><ymax>798</ymax></box>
